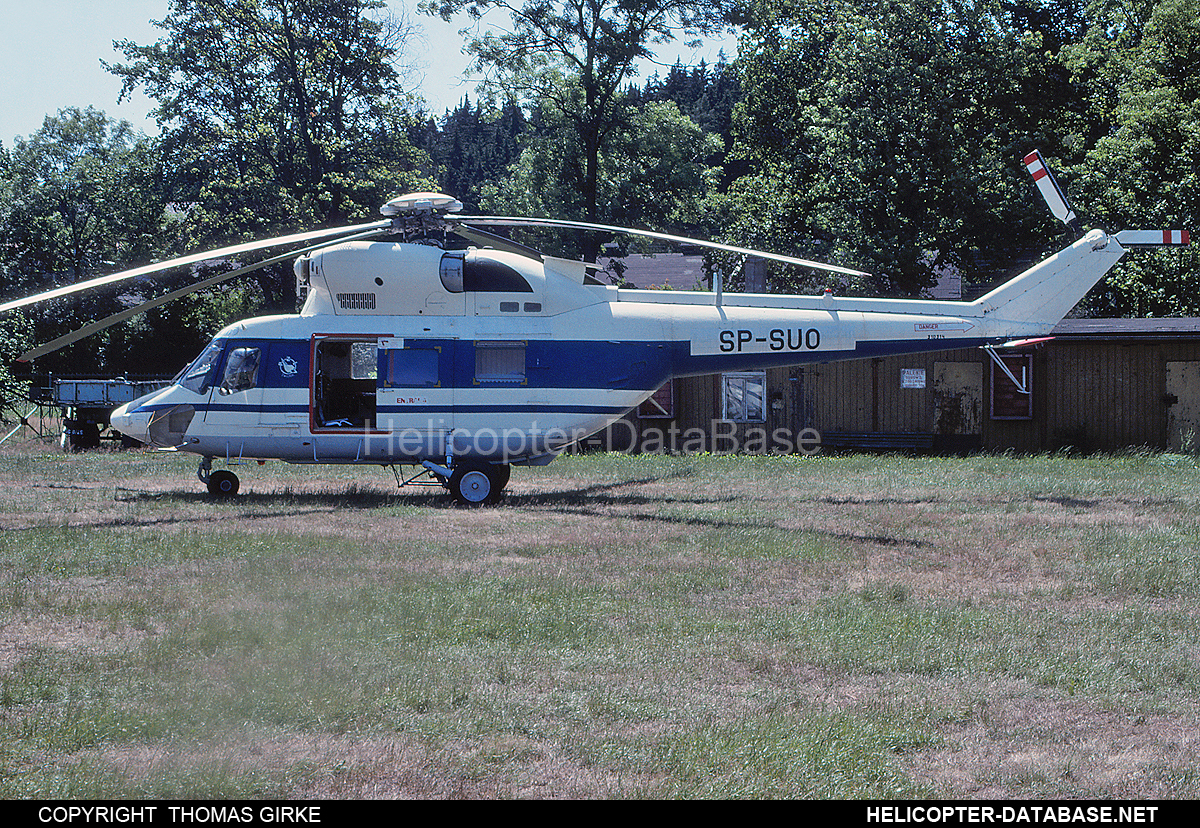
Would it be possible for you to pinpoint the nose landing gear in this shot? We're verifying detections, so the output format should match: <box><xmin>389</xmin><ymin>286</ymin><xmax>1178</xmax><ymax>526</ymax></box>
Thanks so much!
<box><xmin>198</xmin><ymin>457</ymin><xmax>240</xmax><ymax>497</ymax></box>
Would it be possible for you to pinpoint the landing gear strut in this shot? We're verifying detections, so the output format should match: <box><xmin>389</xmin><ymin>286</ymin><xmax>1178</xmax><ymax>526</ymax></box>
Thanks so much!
<box><xmin>198</xmin><ymin>457</ymin><xmax>240</xmax><ymax>497</ymax></box>
<box><xmin>423</xmin><ymin>456</ymin><xmax>510</xmax><ymax>506</ymax></box>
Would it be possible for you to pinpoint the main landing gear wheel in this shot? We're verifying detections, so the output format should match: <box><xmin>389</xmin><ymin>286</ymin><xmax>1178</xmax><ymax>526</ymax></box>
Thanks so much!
<box><xmin>448</xmin><ymin>462</ymin><xmax>508</xmax><ymax>506</ymax></box>
<box><xmin>207</xmin><ymin>469</ymin><xmax>240</xmax><ymax>497</ymax></box>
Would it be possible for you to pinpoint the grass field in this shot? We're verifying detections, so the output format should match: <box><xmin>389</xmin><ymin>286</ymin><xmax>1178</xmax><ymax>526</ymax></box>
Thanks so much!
<box><xmin>1</xmin><ymin>442</ymin><xmax>1199</xmax><ymax>798</ymax></box>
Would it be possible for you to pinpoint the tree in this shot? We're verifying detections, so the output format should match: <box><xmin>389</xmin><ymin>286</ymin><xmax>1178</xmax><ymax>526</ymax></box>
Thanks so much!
<box><xmin>420</xmin><ymin>0</ymin><xmax>727</xmax><ymax>255</ymax></box>
<box><xmin>423</xmin><ymin>95</ymin><xmax>527</xmax><ymax>211</ymax></box>
<box><xmin>108</xmin><ymin>0</ymin><xmax>434</xmax><ymax>311</ymax></box>
<box><xmin>1064</xmin><ymin>0</ymin><xmax>1200</xmax><ymax>316</ymax></box>
<box><xmin>0</xmin><ymin>107</ymin><xmax>168</xmax><ymax>374</ymax></box>
<box><xmin>480</xmin><ymin>96</ymin><xmax>722</xmax><ymax>257</ymax></box>
<box><xmin>0</xmin><ymin>312</ymin><xmax>33</xmax><ymax>416</ymax></box>
<box><xmin>725</xmin><ymin>0</ymin><xmax>1090</xmax><ymax>295</ymax></box>
<box><xmin>635</xmin><ymin>55</ymin><xmax>745</xmax><ymax>186</ymax></box>
<box><xmin>2</xmin><ymin>108</ymin><xmax>162</xmax><ymax>290</ymax></box>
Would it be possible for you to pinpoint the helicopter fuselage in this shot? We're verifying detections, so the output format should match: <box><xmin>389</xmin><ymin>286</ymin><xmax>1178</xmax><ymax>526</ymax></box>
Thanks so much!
<box><xmin>111</xmin><ymin>230</ymin><xmax>1128</xmax><ymax>475</ymax></box>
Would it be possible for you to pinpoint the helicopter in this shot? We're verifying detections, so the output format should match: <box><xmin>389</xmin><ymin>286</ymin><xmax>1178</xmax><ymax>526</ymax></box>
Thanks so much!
<box><xmin>0</xmin><ymin>151</ymin><xmax>1189</xmax><ymax>504</ymax></box>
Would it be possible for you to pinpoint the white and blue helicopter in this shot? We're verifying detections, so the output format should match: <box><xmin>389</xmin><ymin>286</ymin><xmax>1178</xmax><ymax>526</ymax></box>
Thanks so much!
<box><xmin>1</xmin><ymin>151</ymin><xmax>1189</xmax><ymax>503</ymax></box>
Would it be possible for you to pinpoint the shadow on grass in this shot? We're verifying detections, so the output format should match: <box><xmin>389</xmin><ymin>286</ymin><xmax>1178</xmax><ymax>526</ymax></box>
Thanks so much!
<box><xmin>113</xmin><ymin>485</ymin><xmax>438</xmax><ymax>509</ymax></box>
<box><xmin>12</xmin><ymin>470</ymin><xmax>933</xmax><ymax>549</ymax></box>
<box><xmin>506</xmin><ymin>477</ymin><xmax>932</xmax><ymax>548</ymax></box>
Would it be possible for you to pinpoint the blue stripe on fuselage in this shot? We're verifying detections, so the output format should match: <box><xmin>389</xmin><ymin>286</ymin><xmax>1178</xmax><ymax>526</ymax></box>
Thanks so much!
<box><xmin>671</xmin><ymin>337</ymin><xmax>998</xmax><ymax>376</ymax></box>
<box><xmin>149</xmin><ymin>336</ymin><xmax>1003</xmax><ymax>409</ymax></box>
<box><xmin>241</xmin><ymin>337</ymin><xmax>681</xmax><ymax>392</ymax></box>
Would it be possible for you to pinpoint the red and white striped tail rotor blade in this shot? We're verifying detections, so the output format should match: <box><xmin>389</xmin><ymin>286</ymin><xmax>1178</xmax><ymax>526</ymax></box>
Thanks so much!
<box><xmin>1114</xmin><ymin>230</ymin><xmax>1191</xmax><ymax>247</ymax></box>
<box><xmin>1023</xmin><ymin>150</ymin><xmax>1077</xmax><ymax>227</ymax></box>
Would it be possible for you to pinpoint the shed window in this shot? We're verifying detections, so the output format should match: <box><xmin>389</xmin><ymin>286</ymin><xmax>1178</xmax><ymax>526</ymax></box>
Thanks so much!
<box><xmin>638</xmin><ymin>381</ymin><xmax>675</xmax><ymax>419</ymax></box>
<box><xmin>723</xmin><ymin>372</ymin><xmax>766</xmax><ymax>422</ymax></box>
<box><xmin>990</xmin><ymin>352</ymin><xmax>1033</xmax><ymax>420</ymax></box>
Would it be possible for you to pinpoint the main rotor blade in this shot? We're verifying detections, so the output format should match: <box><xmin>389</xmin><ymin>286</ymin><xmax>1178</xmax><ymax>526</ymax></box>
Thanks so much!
<box><xmin>18</xmin><ymin>226</ymin><xmax>390</xmax><ymax>362</ymax></box>
<box><xmin>458</xmin><ymin>215</ymin><xmax>872</xmax><ymax>278</ymax></box>
<box><xmin>450</xmin><ymin>224</ymin><xmax>544</xmax><ymax>261</ymax></box>
<box><xmin>0</xmin><ymin>220</ymin><xmax>392</xmax><ymax>315</ymax></box>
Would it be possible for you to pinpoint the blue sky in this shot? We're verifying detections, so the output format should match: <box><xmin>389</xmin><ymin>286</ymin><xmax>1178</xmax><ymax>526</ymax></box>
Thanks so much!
<box><xmin>1</xmin><ymin>0</ymin><xmax>736</xmax><ymax>146</ymax></box>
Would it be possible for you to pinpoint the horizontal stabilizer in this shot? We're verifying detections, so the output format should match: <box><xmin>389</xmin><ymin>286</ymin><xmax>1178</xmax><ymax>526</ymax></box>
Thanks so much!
<box><xmin>999</xmin><ymin>336</ymin><xmax>1055</xmax><ymax>349</ymax></box>
<box><xmin>1113</xmin><ymin>230</ymin><xmax>1191</xmax><ymax>247</ymax></box>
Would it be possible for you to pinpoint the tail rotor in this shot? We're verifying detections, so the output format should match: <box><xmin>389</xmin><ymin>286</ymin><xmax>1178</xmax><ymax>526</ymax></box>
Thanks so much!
<box><xmin>1023</xmin><ymin>150</ymin><xmax>1083</xmax><ymax>238</ymax></box>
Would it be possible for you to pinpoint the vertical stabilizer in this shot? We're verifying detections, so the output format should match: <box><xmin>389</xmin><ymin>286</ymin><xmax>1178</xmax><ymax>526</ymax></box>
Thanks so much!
<box><xmin>972</xmin><ymin>230</ymin><xmax>1126</xmax><ymax>335</ymax></box>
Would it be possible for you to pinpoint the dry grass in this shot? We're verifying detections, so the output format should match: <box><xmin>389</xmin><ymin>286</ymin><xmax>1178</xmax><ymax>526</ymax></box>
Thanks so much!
<box><xmin>2</xmin><ymin>442</ymin><xmax>1199</xmax><ymax>798</ymax></box>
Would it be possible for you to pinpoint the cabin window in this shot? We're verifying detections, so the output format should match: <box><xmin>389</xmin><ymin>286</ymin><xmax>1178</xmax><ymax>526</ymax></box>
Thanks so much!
<box><xmin>350</xmin><ymin>342</ymin><xmax>377</xmax><ymax>380</ymax></box>
<box><xmin>475</xmin><ymin>341</ymin><xmax>526</xmax><ymax>384</ymax></box>
<box><xmin>179</xmin><ymin>342</ymin><xmax>224</xmax><ymax>394</ymax></box>
<box><xmin>722</xmin><ymin>372</ymin><xmax>766</xmax><ymax>422</ymax></box>
<box><xmin>384</xmin><ymin>347</ymin><xmax>441</xmax><ymax>388</ymax></box>
<box><xmin>219</xmin><ymin>347</ymin><xmax>261</xmax><ymax>394</ymax></box>
<box><xmin>440</xmin><ymin>252</ymin><xmax>464</xmax><ymax>293</ymax></box>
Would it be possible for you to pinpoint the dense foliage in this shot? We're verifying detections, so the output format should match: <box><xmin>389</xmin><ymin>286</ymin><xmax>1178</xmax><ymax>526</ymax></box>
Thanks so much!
<box><xmin>0</xmin><ymin>0</ymin><xmax>1197</xmax><ymax>382</ymax></box>
<box><xmin>420</xmin><ymin>0</ymin><xmax>728</xmax><ymax>234</ymax></box>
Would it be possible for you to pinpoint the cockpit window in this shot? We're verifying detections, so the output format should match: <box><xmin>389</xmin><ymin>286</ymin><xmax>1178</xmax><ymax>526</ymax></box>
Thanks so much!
<box><xmin>220</xmin><ymin>347</ymin><xmax>261</xmax><ymax>394</ymax></box>
<box><xmin>179</xmin><ymin>342</ymin><xmax>223</xmax><ymax>394</ymax></box>
<box><xmin>464</xmin><ymin>257</ymin><xmax>534</xmax><ymax>293</ymax></box>
<box><xmin>443</xmin><ymin>253</ymin><xmax>534</xmax><ymax>293</ymax></box>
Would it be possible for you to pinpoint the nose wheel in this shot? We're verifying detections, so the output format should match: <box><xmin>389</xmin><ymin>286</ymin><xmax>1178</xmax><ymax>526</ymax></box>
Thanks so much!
<box><xmin>207</xmin><ymin>470</ymin><xmax>240</xmax><ymax>497</ymax></box>
<box><xmin>198</xmin><ymin>457</ymin><xmax>240</xmax><ymax>497</ymax></box>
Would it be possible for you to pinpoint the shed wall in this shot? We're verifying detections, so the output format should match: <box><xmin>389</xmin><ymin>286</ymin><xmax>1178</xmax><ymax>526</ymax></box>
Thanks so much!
<box><xmin>616</xmin><ymin>338</ymin><xmax>1200</xmax><ymax>454</ymax></box>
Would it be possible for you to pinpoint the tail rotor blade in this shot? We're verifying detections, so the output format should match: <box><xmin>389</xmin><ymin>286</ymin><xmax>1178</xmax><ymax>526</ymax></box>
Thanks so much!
<box><xmin>1113</xmin><ymin>230</ymin><xmax>1191</xmax><ymax>247</ymax></box>
<box><xmin>1023</xmin><ymin>150</ymin><xmax>1081</xmax><ymax>234</ymax></box>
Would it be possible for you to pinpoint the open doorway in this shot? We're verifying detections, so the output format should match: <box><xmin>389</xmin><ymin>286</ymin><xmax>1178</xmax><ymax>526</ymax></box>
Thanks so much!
<box><xmin>313</xmin><ymin>337</ymin><xmax>377</xmax><ymax>429</ymax></box>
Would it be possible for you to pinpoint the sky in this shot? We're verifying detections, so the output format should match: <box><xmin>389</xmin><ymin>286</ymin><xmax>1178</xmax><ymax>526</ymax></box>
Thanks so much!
<box><xmin>0</xmin><ymin>0</ymin><xmax>737</xmax><ymax>147</ymax></box>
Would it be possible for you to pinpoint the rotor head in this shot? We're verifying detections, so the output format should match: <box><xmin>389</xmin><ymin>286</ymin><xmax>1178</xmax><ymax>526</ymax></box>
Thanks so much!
<box><xmin>380</xmin><ymin>192</ymin><xmax>463</xmax><ymax>217</ymax></box>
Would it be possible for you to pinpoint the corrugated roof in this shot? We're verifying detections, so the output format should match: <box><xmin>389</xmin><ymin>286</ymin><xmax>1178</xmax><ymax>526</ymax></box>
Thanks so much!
<box><xmin>1052</xmin><ymin>318</ymin><xmax>1200</xmax><ymax>338</ymax></box>
<box><xmin>597</xmin><ymin>253</ymin><xmax>708</xmax><ymax>289</ymax></box>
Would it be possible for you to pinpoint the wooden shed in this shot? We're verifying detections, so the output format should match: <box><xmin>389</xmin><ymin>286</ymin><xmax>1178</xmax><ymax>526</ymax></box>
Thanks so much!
<box><xmin>598</xmin><ymin>319</ymin><xmax>1200</xmax><ymax>455</ymax></box>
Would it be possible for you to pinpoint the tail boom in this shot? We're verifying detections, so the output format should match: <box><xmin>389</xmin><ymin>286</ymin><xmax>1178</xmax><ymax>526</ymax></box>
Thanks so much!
<box><xmin>971</xmin><ymin>229</ymin><xmax>1126</xmax><ymax>337</ymax></box>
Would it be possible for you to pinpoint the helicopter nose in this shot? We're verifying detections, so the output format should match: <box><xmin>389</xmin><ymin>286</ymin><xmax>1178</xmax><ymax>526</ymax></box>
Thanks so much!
<box><xmin>110</xmin><ymin>402</ymin><xmax>151</xmax><ymax>444</ymax></box>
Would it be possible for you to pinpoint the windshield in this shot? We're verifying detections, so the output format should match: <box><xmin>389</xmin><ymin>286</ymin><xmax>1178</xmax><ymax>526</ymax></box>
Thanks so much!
<box><xmin>178</xmin><ymin>341</ymin><xmax>224</xmax><ymax>394</ymax></box>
